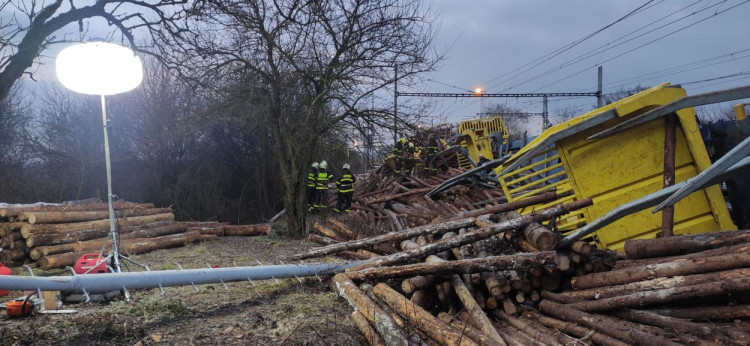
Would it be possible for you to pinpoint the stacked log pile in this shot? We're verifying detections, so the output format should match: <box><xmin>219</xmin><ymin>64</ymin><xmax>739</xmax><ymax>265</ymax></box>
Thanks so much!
<box><xmin>336</xmin><ymin>166</ymin><xmax>508</xmax><ymax>237</ymax></box>
<box><xmin>303</xmin><ymin>167</ymin><xmax>750</xmax><ymax>344</ymax></box>
<box><xmin>0</xmin><ymin>201</ymin><xmax>272</xmax><ymax>269</ymax></box>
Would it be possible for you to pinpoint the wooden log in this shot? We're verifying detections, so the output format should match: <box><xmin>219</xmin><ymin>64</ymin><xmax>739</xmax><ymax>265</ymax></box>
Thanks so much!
<box><xmin>223</xmin><ymin>224</ymin><xmax>271</xmax><ymax>236</ymax></box>
<box><xmin>539</xmin><ymin>300</ymin><xmax>683</xmax><ymax>346</ymax></box>
<box><xmin>566</xmin><ymin>276</ymin><xmax>750</xmax><ymax>312</ymax></box>
<box><xmin>437</xmin><ymin>312</ymin><xmax>505</xmax><ymax>346</ymax></box>
<box><xmin>348</xmin><ymin>199</ymin><xmax>592</xmax><ymax>271</ymax></box>
<box><xmin>612</xmin><ymin>309</ymin><xmax>750</xmax><ymax>345</ymax></box>
<box><xmin>31</xmin><ymin>223</ymin><xmax>188</xmax><ymax>260</ymax></box>
<box><xmin>648</xmin><ymin>304</ymin><xmax>750</xmax><ymax>320</ymax></box>
<box><xmin>570</xmin><ymin>241</ymin><xmax>593</xmax><ymax>255</ymax></box>
<box><xmin>307</xmin><ymin>233</ymin><xmax>339</xmax><ymax>245</ymax></box>
<box><xmin>189</xmin><ymin>226</ymin><xmax>224</xmax><ymax>237</ymax></box>
<box><xmin>292</xmin><ymin>217</ymin><xmax>478</xmax><ymax>260</ymax></box>
<box><xmin>1</xmin><ymin>248</ymin><xmax>26</xmax><ymax>262</ymax></box>
<box><xmin>571</xmin><ymin>253</ymin><xmax>750</xmax><ymax>290</ymax></box>
<box><xmin>506</xmin><ymin>211</ymin><xmax>558</xmax><ymax>251</ymax></box>
<box><xmin>0</xmin><ymin>202</ymin><xmax>155</xmax><ymax>218</ymax></box>
<box><xmin>559</xmin><ymin>267</ymin><xmax>750</xmax><ymax>301</ymax></box>
<box><xmin>365</xmin><ymin>187</ymin><xmax>433</xmax><ymax>205</ymax></box>
<box><xmin>346</xmin><ymin>251</ymin><xmax>557</xmax><ymax>281</ymax></box>
<box><xmin>357</xmin><ymin>283</ymin><xmax>432</xmax><ymax>345</ymax></box>
<box><xmin>0</xmin><ymin>222</ymin><xmax>25</xmax><ymax>237</ymax></box>
<box><xmin>22</xmin><ymin>208</ymin><xmax>172</xmax><ymax>224</ymax></box>
<box><xmin>624</xmin><ymin>230</ymin><xmax>750</xmax><ymax>259</ymax></box>
<box><xmin>443</xmin><ymin>191</ymin><xmax>558</xmax><ymax>222</ymax></box>
<box><xmin>199</xmin><ymin>234</ymin><xmax>218</xmax><ymax>242</ymax></box>
<box><xmin>490</xmin><ymin>320</ymin><xmax>544</xmax><ymax>346</ymax></box>
<box><xmin>401</xmin><ymin>275</ymin><xmax>436</xmax><ymax>295</ymax></box>
<box><xmin>37</xmin><ymin>231</ymin><xmax>201</xmax><ymax>269</ymax></box>
<box><xmin>25</xmin><ymin>221</ymin><xmax>176</xmax><ymax>248</ymax></box>
<box><xmin>331</xmin><ymin>274</ymin><xmax>409</xmax><ymax>346</ymax></box>
<box><xmin>492</xmin><ymin>309</ymin><xmax>576</xmax><ymax>346</ymax></box>
<box><xmin>391</xmin><ymin>203</ymin><xmax>437</xmax><ymax>221</ymax></box>
<box><xmin>616</xmin><ymin>242</ymin><xmax>750</xmax><ymax>268</ymax></box>
<box><xmin>311</xmin><ymin>222</ymin><xmax>345</xmax><ymax>241</ymax></box>
<box><xmin>351</xmin><ymin>311</ymin><xmax>386</xmax><ymax>346</ymax></box>
<box><xmin>372</xmin><ymin>283</ymin><xmax>478</xmax><ymax>346</ymax></box>
<box><xmin>327</xmin><ymin>218</ymin><xmax>359</xmax><ymax>240</ymax></box>
<box><xmin>21</xmin><ymin>213</ymin><xmax>175</xmax><ymax>237</ymax></box>
<box><xmin>427</xmin><ymin>255</ymin><xmax>506</xmax><ymax>344</ymax></box>
<box><xmin>522</xmin><ymin>309</ymin><xmax>628</xmax><ymax>346</ymax></box>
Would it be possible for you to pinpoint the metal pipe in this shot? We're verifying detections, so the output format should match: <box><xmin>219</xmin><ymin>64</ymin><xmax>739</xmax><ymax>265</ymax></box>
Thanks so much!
<box><xmin>0</xmin><ymin>262</ymin><xmax>360</xmax><ymax>293</ymax></box>
<box><xmin>100</xmin><ymin>94</ymin><xmax>121</xmax><ymax>273</ymax></box>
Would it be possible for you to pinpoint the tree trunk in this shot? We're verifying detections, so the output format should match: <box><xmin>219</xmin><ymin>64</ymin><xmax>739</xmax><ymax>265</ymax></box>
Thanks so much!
<box><xmin>624</xmin><ymin>230</ymin><xmax>750</xmax><ymax>259</ymax></box>
<box><xmin>21</xmin><ymin>208</ymin><xmax>172</xmax><ymax>224</ymax></box>
<box><xmin>0</xmin><ymin>202</ymin><xmax>155</xmax><ymax>219</ymax></box>
<box><xmin>21</xmin><ymin>213</ymin><xmax>175</xmax><ymax>237</ymax></box>
<box><xmin>25</xmin><ymin>221</ymin><xmax>175</xmax><ymax>247</ymax></box>
<box><xmin>222</xmin><ymin>224</ymin><xmax>271</xmax><ymax>236</ymax></box>
<box><xmin>648</xmin><ymin>304</ymin><xmax>750</xmax><ymax>320</ymax></box>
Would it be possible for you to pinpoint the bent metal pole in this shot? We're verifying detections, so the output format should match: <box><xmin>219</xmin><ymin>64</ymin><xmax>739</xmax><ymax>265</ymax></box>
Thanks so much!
<box><xmin>0</xmin><ymin>261</ymin><xmax>360</xmax><ymax>293</ymax></box>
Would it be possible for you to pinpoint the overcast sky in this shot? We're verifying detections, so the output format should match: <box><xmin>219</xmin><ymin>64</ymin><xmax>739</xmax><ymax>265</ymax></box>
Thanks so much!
<box><xmin>411</xmin><ymin>0</ymin><xmax>750</xmax><ymax>132</ymax></box>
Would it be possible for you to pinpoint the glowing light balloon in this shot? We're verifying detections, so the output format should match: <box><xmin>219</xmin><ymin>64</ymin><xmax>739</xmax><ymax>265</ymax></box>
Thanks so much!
<box><xmin>56</xmin><ymin>42</ymin><xmax>143</xmax><ymax>95</ymax></box>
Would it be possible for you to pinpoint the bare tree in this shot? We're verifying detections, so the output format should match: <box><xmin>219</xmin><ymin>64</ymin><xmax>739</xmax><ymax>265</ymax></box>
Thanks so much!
<box><xmin>484</xmin><ymin>103</ymin><xmax>531</xmax><ymax>142</ymax></box>
<box><xmin>157</xmin><ymin>0</ymin><xmax>438</xmax><ymax>236</ymax></box>
<box><xmin>0</xmin><ymin>0</ymin><xmax>186</xmax><ymax>103</ymax></box>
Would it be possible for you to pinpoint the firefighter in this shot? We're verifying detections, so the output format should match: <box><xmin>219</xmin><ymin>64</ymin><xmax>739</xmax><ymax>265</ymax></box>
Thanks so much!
<box><xmin>393</xmin><ymin>137</ymin><xmax>406</xmax><ymax>175</ymax></box>
<box><xmin>308</xmin><ymin>162</ymin><xmax>319</xmax><ymax>211</ymax></box>
<box><xmin>335</xmin><ymin>164</ymin><xmax>356</xmax><ymax>213</ymax></box>
<box><xmin>404</xmin><ymin>141</ymin><xmax>417</xmax><ymax>176</ymax></box>
<box><xmin>424</xmin><ymin>136</ymin><xmax>439</xmax><ymax>175</ymax></box>
<box><xmin>316</xmin><ymin>161</ymin><xmax>332</xmax><ymax>210</ymax></box>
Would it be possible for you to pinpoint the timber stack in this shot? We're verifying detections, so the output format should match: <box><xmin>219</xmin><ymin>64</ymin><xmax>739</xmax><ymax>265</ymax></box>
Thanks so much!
<box><xmin>303</xmin><ymin>167</ymin><xmax>750</xmax><ymax>344</ymax></box>
<box><xmin>0</xmin><ymin>200</ymin><xmax>272</xmax><ymax>269</ymax></box>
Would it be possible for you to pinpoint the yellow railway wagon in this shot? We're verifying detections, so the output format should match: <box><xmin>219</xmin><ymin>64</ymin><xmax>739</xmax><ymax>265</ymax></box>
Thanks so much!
<box><xmin>496</xmin><ymin>83</ymin><xmax>736</xmax><ymax>252</ymax></box>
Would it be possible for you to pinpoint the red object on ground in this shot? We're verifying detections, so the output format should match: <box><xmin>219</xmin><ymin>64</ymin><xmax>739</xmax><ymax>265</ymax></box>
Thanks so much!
<box><xmin>73</xmin><ymin>253</ymin><xmax>109</xmax><ymax>274</ymax></box>
<box><xmin>0</xmin><ymin>263</ymin><xmax>10</xmax><ymax>296</ymax></box>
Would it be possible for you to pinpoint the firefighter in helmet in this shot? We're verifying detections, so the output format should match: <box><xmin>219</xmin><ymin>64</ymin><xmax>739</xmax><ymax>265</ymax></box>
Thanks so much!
<box><xmin>335</xmin><ymin>164</ymin><xmax>356</xmax><ymax>213</ymax></box>
<box><xmin>316</xmin><ymin>161</ymin><xmax>333</xmax><ymax>210</ymax></box>
<box><xmin>308</xmin><ymin>162</ymin><xmax>319</xmax><ymax>211</ymax></box>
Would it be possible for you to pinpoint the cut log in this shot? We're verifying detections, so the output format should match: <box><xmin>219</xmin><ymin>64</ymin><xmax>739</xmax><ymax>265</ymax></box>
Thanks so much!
<box><xmin>570</xmin><ymin>241</ymin><xmax>593</xmax><ymax>255</ymax></box>
<box><xmin>21</xmin><ymin>213</ymin><xmax>175</xmax><ymax>237</ymax></box>
<box><xmin>443</xmin><ymin>191</ymin><xmax>558</xmax><ymax>222</ymax></box>
<box><xmin>0</xmin><ymin>202</ymin><xmax>155</xmax><ymax>218</ymax></box>
<box><xmin>311</xmin><ymin>222</ymin><xmax>346</xmax><ymax>241</ymax></box>
<box><xmin>506</xmin><ymin>211</ymin><xmax>558</xmax><ymax>251</ymax></box>
<box><xmin>624</xmin><ymin>230</ymin><xmax>750</xmax><ymax>259</ymax></box>
<box><xmin>25</xmin><ymin>221</ymin><xmax>176</xmax><ymax>248</ymax></box>
<box><xmin>539</xmin><ymin>300</ymin><xmax>683</xmax><ymax>346</ymax></box>
<box><xmin>648</xmin><ymin>304</ymin><xmax>750</xmax><ymax>320</ymax></box>
<box><xmin>307</xmin><ymin>234</ymin><xmax>338</xmax><ymax>245</ymax></box>
<box><xmin>566</xmin><ymin>276</ymin><xmax>750</xmax><ymax>312</ymax></box>
<box><xmin>327</xmin><ymin>218</ymin><xmax>359</xmax><ymax>240</ymax></box>
<box><xmin>22</xmin><ymin>208</ymin><xmax>172</xmax><ymax>224</ymax></box>
<box><xmin>188</xmin><ymin>226</ymin><xmax>225</xmax><ymax>236</ymax></box>
<box><xmin>365</xmin><ymin>187</ymin><xmax>434</xmax><ymax>205</ymax></box>
<box><xmin>492</xmin><ymin>309</ymin><xmax>576</xmax><ymax>346</ymax></box>
<box><xmin>37</xmin><ymin>231</ymin><xmax>201</xmax><ymax>269</ymax></box>
<box><xmin>345</xmin><ymin>251</ymin><xmax>558</xmax><ymax>282</ymax></box>
<box><xmin>522</xmin><ymin>309</ymin><xmax>629</xmax><ymax>346</ymax></box>
<box><xmin>571</xmin><ymin>253</ymin><xmax>750</xmax><ymax>290</ymax></box>
<box><xmin>437</xmin><ymin>312</ymin><xmax>505</xmax><ymax>346</ymax></box>
<box><xmin>351</xmin><ymin>311</ymin><xmax>387</xmax><ymax>346</ymax></box>
<box><xmin>348</xmin><ymin>199</ymin><xmax>592</xmax><ymax>271</ymax></box>
<box><xmin>401</xmin><ymin>275</ymin><xmax>436</xmax><ymax>295</ymax></box>
<box><xmin>612</xmin><ymin>309</ymin><xmax>750</xmax><ymax>345</ymax></box>
<box><xmin>616</xmin><ymin>242</ymin><xmax>750</xmax><ymax>268</ymax></box>
<box><xmin>199</xmin><ymin>234</ymin><xmax>218</xmax><ymax>242</ymax></box>
<box><xmin>223</xmin><ymin>224</ymin><xmax>271</xmax><ymax>236</ymax></box>
<box><xmin>331</xmin><ymin>274</ymin><xmax>409</xmax><ymax>346</ymax></box>
<box><xmin>372</xmin><ymin>283</ymin><xmax>478</xmax><ymax>346</ymax></box>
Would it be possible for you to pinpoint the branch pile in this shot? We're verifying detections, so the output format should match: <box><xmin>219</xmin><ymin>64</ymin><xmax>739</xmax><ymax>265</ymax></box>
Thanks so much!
<box><xmin>0</xmin><ymin>200</ymin><xmax>271</xmax><ymax>269</ymax></box>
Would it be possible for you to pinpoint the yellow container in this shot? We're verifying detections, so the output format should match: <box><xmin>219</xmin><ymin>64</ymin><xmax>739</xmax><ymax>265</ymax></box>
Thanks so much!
<box><xmin>496</xmin><ymin>83</ymin><xmax>736</xmax><ymax>251</ymax></box>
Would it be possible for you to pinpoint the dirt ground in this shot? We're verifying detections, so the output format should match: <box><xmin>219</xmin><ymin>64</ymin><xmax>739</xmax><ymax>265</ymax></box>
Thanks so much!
<box><xmin>0</xmin><ymin>232</ymin><xmax>367</xmax><ymax>345</ymax></box>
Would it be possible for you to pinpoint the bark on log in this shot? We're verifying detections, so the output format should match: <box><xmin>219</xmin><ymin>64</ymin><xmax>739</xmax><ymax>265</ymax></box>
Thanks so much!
<box><xmin>401</xmin><ymin>275</ymin><xmax>436</xmax><ymax>295</ymax></box>
<box><xmin>522</xmin><ymin>309</ymin><xmax>629</xmax><ymax>346</ymax></box>
<box><xmin>506</xmin><ymin>211</ymin><xmax>558</xmax><ymax>251</ymax></box>
<box><xmin>25</xmin><ymin>221</ymin><xmax>176</xmax><ymax>248</ymax></box>
<box><xmin>188</xmin><ymin>226</ymin><xmax>225</xmax><ymax>236</ymax></box>
<box><xmin>348</xmin><ymin>199</ymin><xmax>592</xmax><ymax>271</ymax></box>
<box><xmin>490</xmin><ymin>320</ymin><xmax>545</xmax><ymax>346</ymax></box>
<box><xmin>566</xmin><ymin>276</ymin><xmax>750</xmax><ymax>312</ymax></box>
<box><xmin>612</xmin><ymin>309</ymin><xmax>750</xmax><ymax>345</ymax></box>
<box><xmin>346</xmin><ymin>252</ymin><xmax>558</xmax><ymax>282</ymax></box>
<box><xmin>223</xmin><ymin>224</ymin><xmax>271</xmax><ymax>236</ymax></box>
<box><xmin>624</xmin><ymin>230</ymin><xmax>750</xmax><ymax>259</ymax></box>
<box><xmin>311</xmin><ymin>222</ymin><xmax>345</xmax><ymax>241</ymax></box>
<box><xmin>21</xmin><ymin>213</ymin><xmax>175</xmax><ymax>237</ymax></box>
<box><xmin>0</xmin><ymin>202</ymin><xmax>155</xmax><ymax>218</ymax></box>
<box><xmin>648</xmin><ymin>304</ymin><xmax>750</xmax><ymax>320</ymax></box>
<box><xmin>37</xmin><ymin>231</ymin><xmax>201</xmax><ymax>269</ymax></box>
<box><xmin>357</xmin><ymin>283</ymin><xmax>432</xmax><ymax>345</ymax></box>
<box><xmin>437</xmin><ymin>312</ymin><xmax>505</xmax><ymax>346</ymax></box>
<box><xmin>0</xmin><ymin>222</ymin><xmax>25</xmax><ymax>237</ymax></box>
<box><xmin>366</xmin><ymin>187</ymin><xmax>434</xmax><ymax>205</ymax></box>
<box><xmin>332</xmin><ymin>274</ymin><xmax>409</xmax><ymax>346</ymax></box>
<box><xmin>199</xmin><ymin>234</ymin><xmax>218</xmax><ymax>242</ymax></box>
<box><xmin>292</xmin><ymin>217</ymin><xmax>479</xmax><ymax>260</ymax></box>
<box><xmin>539</xmin><ymin>300</ymin><xmax>683</xmax><ymax>346</ymax></box>
<box><xmin>327</xmin><ymin>218</ymin><xmax>359</xmax><ymax>240</ymax></box>
<box><xmin>351</xmin><ymin>310</ymin><xmax>387</xmax><ymax>346</ymax></box>
<box><xmin>372</xmin><ymin>283</ymin><xmax>478</xmax><ymax>346</ymax></box>
<box><xmin>616</xmin><ymin>242</ymin><xmax>750</xmax><ymax>268</ymax></box>
<box><xmin>570</xmin><ymin>241</ymin><xmax>593</xmax><ymax>255</ymax></box>
<box><xmin>30</xmin><ymin>223</ymin><xmax>187</xmax><ymax>259</ymax></box>
<box><xmin>571</xmin><ymin>253</ymin><xmax>750</xmax><ymax>290</ymax></box>
<box><xmin>492</xmin><ymin>309</ymin><xmax>576</xmax><ymax>346</ymax></box>
<box><xmin>560</xmin><ymin>267</ymin><xmax>750</xmax><ymax>301</ymax></box>
<box><xmin>307</xmin><ymin>234</ymin><xmax>339</xmax><ymax>245</ymax></box>
<box><xmin>443</xmin><ymin>191</ymin><xmax>558</xmax><ymax>222</ymax></box>
<box><xmin>22</xmin><ymin>208</ymin><xmax>172</xmax><ymax>224</ymax></box>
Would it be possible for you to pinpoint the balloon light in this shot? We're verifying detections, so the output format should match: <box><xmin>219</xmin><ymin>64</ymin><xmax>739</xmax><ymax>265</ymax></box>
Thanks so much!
<box><xmin>56</xmin><ymin>42</ymin><xmax>143</xmax><ymax>96</ymax></box>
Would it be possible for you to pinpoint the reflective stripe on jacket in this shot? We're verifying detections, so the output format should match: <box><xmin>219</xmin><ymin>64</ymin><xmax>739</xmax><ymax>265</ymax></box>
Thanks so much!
<box><xmin>316</xmin><ymin>171</ymin><xmax>332</xmax><ymax>190</ymax></box>
<box><xmin>336</xmin><ymin>171</ymin><xmax>356</xmax><ymax>193</ymax></box>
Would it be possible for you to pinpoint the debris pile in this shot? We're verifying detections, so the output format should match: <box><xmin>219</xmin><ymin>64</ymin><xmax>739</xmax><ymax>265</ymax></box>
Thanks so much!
<box><xmin>300</xmin><ymin>165</ymin><xmax>750</xmax><ymax>345</ymax></box>
<box><xmin>0</xmin><ymin>201</ymin><xmax>271</xmax><ymax>269</ymax></box>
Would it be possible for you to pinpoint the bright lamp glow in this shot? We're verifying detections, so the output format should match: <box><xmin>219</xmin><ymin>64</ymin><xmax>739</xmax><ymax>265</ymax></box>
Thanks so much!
<box><xmin>474</xmin><ymin>87</ymin><xmax>483</xmax><ymax>95</ymax></box>
<box><xmin>56</xmin><ymin>42</ymin><xmax>143</xmax><ymax>95</ymax></box>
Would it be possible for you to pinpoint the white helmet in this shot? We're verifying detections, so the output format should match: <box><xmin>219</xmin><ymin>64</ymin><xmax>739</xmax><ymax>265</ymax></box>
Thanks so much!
<box><xmin>320</xmin><ymin>161</ymin><xmax>328</xmax><ymax>169</ymax></box>
<box><xmin>312</xmin><ymin>162</ymin><xmax>319</xmax><ymax>168</ymax></box>
<box><xmin>408</xmin><ymin>142</ymin><xmax>414</xmax><ymax>148</ymax></box>
<box><xmin>343</xmin><ymin>164</ymin><xmax>351</xmax><ymax>170</ymax></box>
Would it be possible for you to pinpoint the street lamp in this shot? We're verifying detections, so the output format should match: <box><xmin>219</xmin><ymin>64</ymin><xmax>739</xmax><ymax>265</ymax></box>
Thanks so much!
<box><xmin>56</xmin><ymin>42</ymin><xmax>143</xmax><ymax>275</ymax></box>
